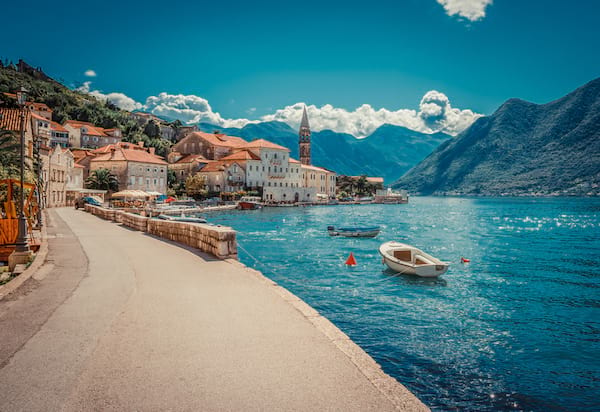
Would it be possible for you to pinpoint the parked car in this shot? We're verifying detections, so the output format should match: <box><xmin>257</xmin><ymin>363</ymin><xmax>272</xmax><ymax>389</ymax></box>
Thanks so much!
<box><xmin>75</xmin><ymin>196</ymin><xmax>102</xmax><ymax>209</ymax></box>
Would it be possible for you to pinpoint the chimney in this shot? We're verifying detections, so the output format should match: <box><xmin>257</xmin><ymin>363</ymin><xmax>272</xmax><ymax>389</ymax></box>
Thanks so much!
<box><xmin>149</xmin><ymin>147</ymin><xmax>155</xmax><ymax>155</ymax></box>
<box><xmin>110</xmin><ymin>146</ymin><xmax>116</xmax><ymax>159</ymax></box>
<box><xmin>138</xmin><ymin>141</ymin><xmax>144</xmax><ymax>147</ymax></box>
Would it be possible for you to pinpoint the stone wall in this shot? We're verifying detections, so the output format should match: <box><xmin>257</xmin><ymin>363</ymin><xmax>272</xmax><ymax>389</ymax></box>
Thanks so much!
<box><xmin>147</xmin><ymin>219</ymin><xmax>237</xmax><ymax>259</ymax></box>
<box><xmin>83</xmin><ymin>205</ymin><xmax>237</xmax><ymax>259</ymax></box>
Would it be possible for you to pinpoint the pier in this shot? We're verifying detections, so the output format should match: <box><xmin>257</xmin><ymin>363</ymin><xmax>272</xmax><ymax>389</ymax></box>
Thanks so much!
<box><xmin>0</xmin><ymin>208</ymin><xmax>427</xmax><ymax>411</ymax></box>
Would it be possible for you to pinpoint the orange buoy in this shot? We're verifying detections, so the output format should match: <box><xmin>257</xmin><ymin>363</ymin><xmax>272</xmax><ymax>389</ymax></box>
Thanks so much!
<box><xmin>345</xmin><ymin>252</ymin><xmax>357</xmax><ymax>266</ymax></box>
<box><xmin>461</xmin><ymin>257</ymin><xmax>470</xmax><ymax>263</ymax></box>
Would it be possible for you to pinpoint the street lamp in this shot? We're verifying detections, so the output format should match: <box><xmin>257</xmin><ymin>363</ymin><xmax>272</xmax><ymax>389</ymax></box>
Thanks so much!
<box><xmin>14</xmin><ymin>86</ymin><xmax>30</xmax><ymax>254</ymax></box>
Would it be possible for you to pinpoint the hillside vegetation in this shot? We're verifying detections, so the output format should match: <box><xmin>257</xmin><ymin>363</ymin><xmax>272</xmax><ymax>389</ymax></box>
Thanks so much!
<box><xmin>0</xmin><ymin>62</ymin><xmax>172</xmax><ymax>157</ymax></box>
<box><xmin>393</xmin><ymin>78</ymin><xmax>600</xmax><ymax>196</ymax></box>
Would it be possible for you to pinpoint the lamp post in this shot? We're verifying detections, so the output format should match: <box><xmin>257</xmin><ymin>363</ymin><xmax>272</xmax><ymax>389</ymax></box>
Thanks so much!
<box><xmin>14</xmin><ymin>86</ymin><xmax>30</xmax><ymax>253</ymax></box>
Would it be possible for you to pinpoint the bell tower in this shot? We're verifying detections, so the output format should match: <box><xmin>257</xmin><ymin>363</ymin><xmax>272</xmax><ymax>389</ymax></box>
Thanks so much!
<box><xmin>299</xmin><ymin>105</ymin><xmax>311</xmax><ymax>165</ymax></box>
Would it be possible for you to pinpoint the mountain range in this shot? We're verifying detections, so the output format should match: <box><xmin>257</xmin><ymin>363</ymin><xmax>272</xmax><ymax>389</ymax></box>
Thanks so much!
<box><xmin>197</xmin><ymin>121</ymin><xmax>450</xmax><ymax>183</ymax></box>
<box><xmin>393</xmin><ymin>78</ymin><xmax>600</xmax><ymax>196</ymax></box>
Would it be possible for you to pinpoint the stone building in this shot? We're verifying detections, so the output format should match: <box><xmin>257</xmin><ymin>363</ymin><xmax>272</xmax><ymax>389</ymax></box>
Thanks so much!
<box><xmin>301</xmin><ymin>164</ymin><xmax>337</xmax><ymax>200</ymax></box>
<box><xmin>90</xmin><ymin>144</ymin><xmax>168</xmax><ymax>194</ymax></box>
<box><xmin>41</xmin><ymin>146</ymin><xmax>75</xmax><ymax>208</ymax></box>
<box><xmin>167</xmin><ymin>153</ymin><xmax>209</xmax><ymax>184</ymax></box>
<box><xmin>49</xmin><ymin>121</ymin><xmax>69</xmax><ymax>147</ymax></box>
<box><xmin>172</xmin><ymin>131</ymin><xmax>247</xmax><ymax>160</ymax></box>
<box><xmin>198</xmin><ymin>161</ymin><xmax>246</xmax><ymax>193</ymax></box>
<box><xmin>63</xmin><ymin>120</ymin><xmax>122</xmax><ymax>149</ymax></box>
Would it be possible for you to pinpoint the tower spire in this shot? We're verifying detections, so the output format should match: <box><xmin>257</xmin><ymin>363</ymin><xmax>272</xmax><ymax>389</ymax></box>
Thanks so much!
<box><xmin>300</xmin><ymin>105</ymin><xmax>310</xmax><ymax>129</ymax></box>
<box><xmin>299</xmin><ymin>105</ymin><xmax>311</xmax><ymax>165</ymax></box>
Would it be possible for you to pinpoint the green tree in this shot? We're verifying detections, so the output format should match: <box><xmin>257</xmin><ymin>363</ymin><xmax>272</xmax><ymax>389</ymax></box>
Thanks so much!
<box><xmin>86</xmin><ymin>168</ymin><xmax>119</xmax><ymax>191</ymax></box>
<box><xmin>144</xmin><ymin>120</ymin><xmax>161</xmax><ymax>138</ymax></box>
<box><xmin>167</xmin><ymin>168</ymin><xmax>177</xmax><ymax>189</ymax></box>
<box><xmin>185</xmin><ymin>173</ymin><xmax>207</xmax><ymax>199</ymax></box>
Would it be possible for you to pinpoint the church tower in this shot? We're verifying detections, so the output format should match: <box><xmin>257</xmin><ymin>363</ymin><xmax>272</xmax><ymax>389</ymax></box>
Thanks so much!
<box><xmin>299</xmin><ymin>105</ymin><xmax>311</xmax><ymax>165</ymax></box>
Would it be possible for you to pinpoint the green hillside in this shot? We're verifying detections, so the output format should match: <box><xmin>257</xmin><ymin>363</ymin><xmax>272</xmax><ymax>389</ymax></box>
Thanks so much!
<box><xmin>0</xmin><ymin>62</ymin><xmax>172</xmax><ymax>157</ymax></box>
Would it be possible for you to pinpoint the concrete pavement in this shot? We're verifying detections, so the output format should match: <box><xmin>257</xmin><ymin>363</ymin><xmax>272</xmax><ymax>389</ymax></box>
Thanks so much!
<box><xmin>0</xmin><ymin>207</ymin><xmax>428</xmax><ymax>411</ymax></box>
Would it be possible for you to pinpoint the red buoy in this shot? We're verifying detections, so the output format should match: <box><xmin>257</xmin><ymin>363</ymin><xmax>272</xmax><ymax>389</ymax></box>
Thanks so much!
<box><xmin>345</xmin><ymin>252</ymin><xmax>357</xmax><ymax>266</ymax></box>
<box><xmin>461</xmin><ymin>257</ymin><xmax>470</xmax><ymax>263</ymax></box>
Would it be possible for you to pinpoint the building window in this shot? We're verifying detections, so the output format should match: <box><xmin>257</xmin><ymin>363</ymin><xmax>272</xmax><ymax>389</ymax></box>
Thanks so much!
<box><xmin>153</xmin><ymin>178</ymin><xmax>157</xmax><ymax>185</ymax></box>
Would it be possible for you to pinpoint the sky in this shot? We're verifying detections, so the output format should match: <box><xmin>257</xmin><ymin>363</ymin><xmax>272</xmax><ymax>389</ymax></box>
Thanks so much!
<box><xmin>2</xmin><ymin>0</ymin><xmax>600</xmax><ymax>137</ymax></box>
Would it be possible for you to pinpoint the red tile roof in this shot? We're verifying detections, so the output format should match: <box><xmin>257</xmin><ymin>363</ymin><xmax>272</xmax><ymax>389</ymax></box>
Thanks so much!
<box><xmin>301</xmin><ymin>164</ymin><xmax>334</xmax><ymax>173</ymax></box>
<box><xmin>0</xmin><ymin>107</ymin><xmax>30</xmax><ymax>131</ymax></box>
<box><xmin>50</xmin><ymin>121</ymin><xmax>68</xmax><ymax>132</ymax></box>
<box><xmin>2</xmin><ymin>94</ymin><xmax>52</xmax><ymax>112</ymax></box>
<box><xmin>64</xmin><ymin>120</ymin><xmax>107</xmax><ymax>136</ymax></box>
<box><xmin>91</xmin><ymin>147</ymin><xmax>167</xmax><ymax>165</ymax></box>
<box><xmin>221</xmin><ymin>150</ymin><xmax>260</xmax><ymax>161</ymax></box>
<box><xmin>240</xmin><ymin>139</ymin><xmax>290</xmax><ymax>152</ymax></box>
<box><xmin>177</xmin><ymin>132</ymin><xmax>248</xmax><ymax>149</ymax></box>
<box><xmin>289</xmin><ymin>158</ymin><xmax>301</xmax><ymax>164</ymax></box>
<box><xmin>175</xmin><ymin>154</ymin><xmax>208</xmax><ymax>164</ymax></box>
<box><xmin>92</xmin><ymin>142</ymin><xmax>147</xmax><ymax>154</ymax></box>
<box><xmin>199</xmin><ymin>161</ymin><xmax>227</xmax><ymax>172</ymax></box>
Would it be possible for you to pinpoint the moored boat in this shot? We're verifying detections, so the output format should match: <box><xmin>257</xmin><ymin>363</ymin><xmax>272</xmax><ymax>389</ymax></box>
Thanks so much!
<box><xmin>237</xmin><ymin>196</ymin><xmax>262</xmax><ymax>210</ymax></box>
<box><xmin>327</xmin><ymin>225</ymin><xmax>381</xmax><ymax>238</ymax></box>
<box><xmin>379</xmin><ymin>241</ymin><xmax>449</xmax><ymax>277</ymax></box>
<box><xmin>157</xmin><ymin>214</ymin><xmax>207</xmax><ymax>224</ymax></box>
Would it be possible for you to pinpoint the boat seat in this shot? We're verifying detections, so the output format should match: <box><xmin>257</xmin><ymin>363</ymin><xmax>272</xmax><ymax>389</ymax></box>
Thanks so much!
<box><xmin>415</xmin><ymin>255</ymin><xmax>433</xmax><ymax>265</ymax></box>
<box><xmin>393</xmin><ymin>250</ymin><xmax>412</xmax><ymax>262</ymax></box>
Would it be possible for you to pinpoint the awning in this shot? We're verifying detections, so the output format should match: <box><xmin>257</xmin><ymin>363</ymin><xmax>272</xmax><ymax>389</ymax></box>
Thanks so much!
<box><xmin>111</xmin><ymin>190</ymin><xmax>150</xmax><ymax>199</ymax></box>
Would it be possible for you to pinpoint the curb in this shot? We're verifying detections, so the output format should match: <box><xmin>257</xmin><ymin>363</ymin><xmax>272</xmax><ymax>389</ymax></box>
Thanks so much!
<box><xmin>225</xmin><ymin>258</ymin><xmax>430</xmax><ymax>411</ymax></box>
<box><xmin>0</xmin><ymin>212</ymin><xmax>50</xmax><ymax>301</ymax></box>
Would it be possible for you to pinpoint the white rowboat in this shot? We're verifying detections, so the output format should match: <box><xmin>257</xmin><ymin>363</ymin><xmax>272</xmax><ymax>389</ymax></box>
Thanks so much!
<box><xmin>379</xmin><ymin>241</ymin><xmax>449</xmax><ymax>277</ymax></box>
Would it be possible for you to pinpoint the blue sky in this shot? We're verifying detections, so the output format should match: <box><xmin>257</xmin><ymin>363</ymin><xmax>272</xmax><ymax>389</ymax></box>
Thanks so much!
<box><xmin>2</xmin><ymin>0</ymin><xmax>599</xmax><ymax>136</ymax></box>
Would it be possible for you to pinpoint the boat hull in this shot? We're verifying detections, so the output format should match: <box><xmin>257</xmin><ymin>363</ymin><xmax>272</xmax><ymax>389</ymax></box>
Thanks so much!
<box><xmin>379</xmin><ymin>241</ymin><xmax>449</xmax><ymax>278</ymax></box>
<box><xmin>238</xmin><ymin>201</ymin><xmax>261</xmax><ymax>210</ymax></box>
<box><xmin>328</xmin><ymin>226</ymin><xmax>380</xmax><ymax>238</ymax></box>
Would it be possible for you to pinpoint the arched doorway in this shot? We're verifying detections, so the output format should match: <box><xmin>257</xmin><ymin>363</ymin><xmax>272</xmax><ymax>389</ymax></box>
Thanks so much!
<box><xmin>294</xmin><ymin>192</ymin><xmax>299</xmax><ymax>202</ymax></box>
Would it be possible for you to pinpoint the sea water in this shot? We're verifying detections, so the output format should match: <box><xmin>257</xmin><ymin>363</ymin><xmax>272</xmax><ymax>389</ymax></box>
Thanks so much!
<box><xmin>207</xmin><ymin>197</ymin><xmax>600</xmax><ymax>411</ymax></box>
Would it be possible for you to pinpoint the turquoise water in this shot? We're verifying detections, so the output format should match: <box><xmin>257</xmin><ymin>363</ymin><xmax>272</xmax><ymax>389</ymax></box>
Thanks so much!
<box><xmin>206</xmin><ymin>198</ymin><xmax>600</xmax><ymax>411</ymax></box>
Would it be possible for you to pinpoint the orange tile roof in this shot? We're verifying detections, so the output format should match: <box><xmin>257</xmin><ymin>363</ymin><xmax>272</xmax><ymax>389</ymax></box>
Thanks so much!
<box><xmin>71</xmin><ymin>149</ymin><xmax>96</xmax><ymax>161</ymax></box>
<box><xmin>2</xmin><ymin>94</ymin><xmax>52</xmax><ymax>112</ymax></box>
<box><xmin>199</xmin><ymin>161</ymin><xmax>227</xmax><ymax>172</ymax></box>
<box><xmin>240</xmin><ymin>139</ymin><xmax>290</xmax><ymax>152</ymax></box>
<box><xmin>50</xmin><ymin>121</ymin><xmax>68</xmax><ymax>132</ymax></box>
<box><xmin>179</xmin><ymin>132</ymin><xmax>248</xmax><ymax>149</ymax></box>
<box><xmin>289</xmin><ymin>158</ymin><xmax>301</xmax><ymax>164</ymax></box>
<box><xmin>92</xmin><ymin>142</ymin><xmax>147</xmax><ymax>154</ymax></box>
<box><xmin>30</xmin><ymin>112</ymin><xmax>49</xmax><ymax>122</ymax></box>
<box><xmin>220</xmin><ymin>150</ymin><xmax>260</xmax><ymax>161</ymax></box>
<box><xmin>0</xmin><ymin>107</ymin><xmax>31</xmax><ymax>131</ymax></box>
<box><xmin>91</xmin><ymin>147</ymin><xmax>167</xmax><ymax>165</ymax></box>
<box><xmin>301</xmin><ymin>164</ymin><xmax>334</xmax><ymax>173</ymax></box>
<box><xmin>73</xmin><ymin>163</ymin><xmax>85</xmax><ymax>169</ymax></box>
<box><xmin>175</xmin><ymin>154</ymin><xmax>208</xmax><ymax>164</ymax></box>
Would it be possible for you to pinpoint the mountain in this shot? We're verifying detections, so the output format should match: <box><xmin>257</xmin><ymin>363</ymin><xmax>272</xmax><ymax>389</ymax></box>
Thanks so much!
<box><xmin>393</xmin><ymin>78</ymin><xmax>600</xmax><ymax>196</ymax></box>
<box><xmin>198</xmin><ymin>122</ymin><xmax>450</xmax><ymax>182</ymax></box>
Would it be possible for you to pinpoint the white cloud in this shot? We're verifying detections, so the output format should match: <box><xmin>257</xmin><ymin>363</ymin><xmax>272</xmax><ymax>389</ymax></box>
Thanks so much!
<box><xmin>76</xmin><ymin>82</ymin><xmax>481</xmax><ymax>137</ymax></box>
<box><xmin>76</xmin><ymin>81</ymin><xmax>143</xmax><ymax>112</ymax></box>
<box><xmin>84</xmin><ymin>69</ymin><xmax>97</xmax><ymax>77</ymax></box>
<box><xmin>259</xmin><ymin>92</ymin><xmax>481</xmax><ymax>137</ymax></box>
<box><xmin>436</xmin><ymin>0</ymin><xmax>492</xmax><ymax>21</ymax></box>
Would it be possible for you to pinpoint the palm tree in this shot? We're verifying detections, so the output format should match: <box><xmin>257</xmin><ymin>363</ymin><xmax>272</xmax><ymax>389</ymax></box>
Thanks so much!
<box><xmin>86</xmin><ymin>168</ymin><xmax>119</xmax><ymax>191</ymax></box>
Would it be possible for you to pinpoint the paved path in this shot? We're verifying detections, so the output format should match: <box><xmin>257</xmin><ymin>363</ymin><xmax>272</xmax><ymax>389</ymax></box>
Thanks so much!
<box><xmin>0</xmin><ymin>208</ymin><xmax>427</xmax><ymax>411</ymax></box>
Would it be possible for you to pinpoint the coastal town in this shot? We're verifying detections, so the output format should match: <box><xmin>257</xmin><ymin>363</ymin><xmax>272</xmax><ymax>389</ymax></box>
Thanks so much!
<box><xmin>1</xmin><ymin>0</ymin><xmax>598</xmax><ymax>406</ymax></box>
<box><xmin>0</xmin><ymin>62</ymin><xmax>399</xmax><ymax>214</ymax></box>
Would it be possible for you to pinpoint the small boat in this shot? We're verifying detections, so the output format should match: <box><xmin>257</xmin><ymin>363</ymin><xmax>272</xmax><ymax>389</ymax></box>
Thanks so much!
<box><xmin>379</xmin><ymin>241</ymin><xmax>449</xmax><ymax>277</ymax></box>
<box><xmin>327</xmin><ymin>225</ymin><xmax>381</xmax><ymax>238</ymax></box>
<box><xmin>237</xmin><ymin>196</ymin><xmax>262</xmax><ymax>210</ymax></box>
<box><xmin>157</xmin><ymin>214</ymin><xmax>207</xmax><ymax>224</ymax></box>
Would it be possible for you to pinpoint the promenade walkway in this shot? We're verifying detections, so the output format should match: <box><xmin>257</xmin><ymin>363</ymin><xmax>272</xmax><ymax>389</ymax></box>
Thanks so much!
<box><xmin>0</xmin><ymin>208</ymin><xmax>427</xmax><ymax>411</ymax></box>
